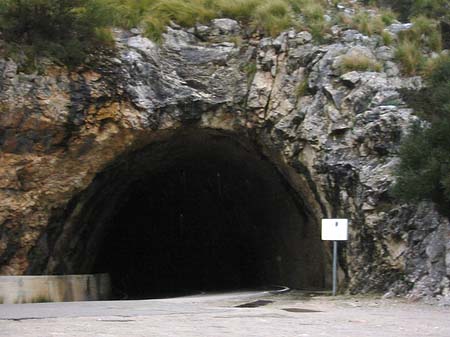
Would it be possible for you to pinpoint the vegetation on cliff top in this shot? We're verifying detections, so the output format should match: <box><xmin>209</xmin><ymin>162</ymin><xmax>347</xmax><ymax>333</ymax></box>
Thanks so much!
<box><xmin>0</xmin><ymin>0</ymin><xmax>332</xmax><ymax>66</ymax></box>
<box><xmin>0</xmin><ymin>0</ymin><xmax>116</xmax><ymax>67</ymax></box>
<box><xmin>0</xmin><ymin>0</ymin><xmax>449</xmax><ymax>69</ymax></box>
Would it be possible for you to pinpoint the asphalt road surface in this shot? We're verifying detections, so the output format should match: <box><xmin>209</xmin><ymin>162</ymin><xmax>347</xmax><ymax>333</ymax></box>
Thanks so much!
<box><xmin>1</xmin><ymin>290</ymin><xmax>449</xmax><ymax>336</ymax></box>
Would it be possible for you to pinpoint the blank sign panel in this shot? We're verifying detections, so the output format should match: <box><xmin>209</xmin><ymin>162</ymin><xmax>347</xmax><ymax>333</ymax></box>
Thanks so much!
<box><xmin>321</xmin><ymin>219</ymin><xmax>348</xmax><ymax>241</ymax></box>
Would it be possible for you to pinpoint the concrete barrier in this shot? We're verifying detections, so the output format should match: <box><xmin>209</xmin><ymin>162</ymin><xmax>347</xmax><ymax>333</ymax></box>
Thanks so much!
<box><xmin>0</xmin><ymin>274</ymin><xmax>111</xmax><ymax>304</ymax></box>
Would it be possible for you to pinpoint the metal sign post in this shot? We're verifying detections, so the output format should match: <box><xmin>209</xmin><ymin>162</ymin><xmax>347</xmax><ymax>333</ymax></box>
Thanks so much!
<box><xmin>321</xmin><ymin>219</ymin><xmax>349</xmax><ymax>296</ymax></box>
<box><xmin>332</xmin><ymin>240</ymin><xmax>338</xmax><ymax>296</ymax></box>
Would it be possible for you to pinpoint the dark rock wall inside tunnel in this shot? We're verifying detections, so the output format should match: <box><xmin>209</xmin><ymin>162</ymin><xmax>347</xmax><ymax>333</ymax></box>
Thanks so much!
<box><xmin>31</xmin><ymin>129</ymin><xmax>326</xmax><ymax>299</ymax></box>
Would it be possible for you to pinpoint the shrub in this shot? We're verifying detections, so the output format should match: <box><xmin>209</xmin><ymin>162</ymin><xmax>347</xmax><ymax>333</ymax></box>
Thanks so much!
<box><xmin>393</xmin><ymin>55</ymin><xmax>450</xmax><ymax>215</ymax></box>
<box><xmin>371</xmin><ymin>0</ymin><xmax>450</xmax><ymax>22</ymax></box>
<box><xmin>409</xmin><ymin>0</ymin><xmax>450</xmax><ymax>21</ymax></box>
<box><xmin>393</xmin><ymin>120</ymin><xmax>450</xmax><ymax>212</ymax></box>
<box><xmin>422</xmin><ymin>55</ymin><xmax>450</xmax><ymax>119</ymax></box>
<box><xmin>428</xmin><ymin>55</ymin><xmax>450</xmax><ymax>84</ymax></box>
<box><xmin>0</xmin><ymin>0</ymin><xmax>117</xmax><ymax>67</ymax></box>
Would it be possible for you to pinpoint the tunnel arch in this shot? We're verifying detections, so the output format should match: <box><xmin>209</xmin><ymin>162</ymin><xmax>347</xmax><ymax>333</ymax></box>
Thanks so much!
<box><xmin>33</xmin><ymin>128</ymin><xmax>327</xmax><ymax>299</ymax></box>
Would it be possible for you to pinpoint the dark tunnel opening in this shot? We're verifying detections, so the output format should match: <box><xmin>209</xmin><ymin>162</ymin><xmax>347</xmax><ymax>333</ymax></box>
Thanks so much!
<box><xmin>47</xmin><ymin>129</ymin><xmax>326</xmax><ymax>299</ymax></box>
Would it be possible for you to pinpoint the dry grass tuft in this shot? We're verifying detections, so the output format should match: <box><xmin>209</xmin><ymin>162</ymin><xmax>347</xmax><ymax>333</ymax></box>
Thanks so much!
<box><xmin>395</xmin><ymin>40</ymin><xmax>425</xmax><ymax>75</ymax></box>
<box><xmin>352</xmin><ymin>12</ymin><xmax>385</xmax><ymax>37</ymax></box>
<box><xmin>111</xmin><ymin>0</ymin><xmax>330</xmax><ymax>41</ymax></box>
<box><xmin>339</xmin><ymin>53</ymin><xmax>382</xmax><ymax>74</ymax></box>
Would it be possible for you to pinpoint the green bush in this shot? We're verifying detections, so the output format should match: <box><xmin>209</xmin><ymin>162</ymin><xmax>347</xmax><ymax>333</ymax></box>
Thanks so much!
<box><xmin>371</xmin><ymin>0</ymin><xmax>450</xmax><ymax>22</ymax></box>
<box><xmin>393</xmin><ymin>120</ymin><xmax>450</xmax><ymax>213</ymax></box>
<box><xmin>422</xmin><ymin>55</ymin><xmax>450</xmax><ymax>119</ymax></box>
<box><xmin>393</xmin><ymin>55</ymin><xmax>450</xmax><ymax>214</ymax></box>
<box><xmin>0</xmin><ymin>0</ymin><xmax>117</xmax><ymax>67</ymax></box>
<box><xmin>409</xmin><ymin>0</ymin><xmax>450</xmax><ymax>21</ymax></box>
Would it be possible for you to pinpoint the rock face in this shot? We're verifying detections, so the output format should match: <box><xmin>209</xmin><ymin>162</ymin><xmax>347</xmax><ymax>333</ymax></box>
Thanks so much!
<box><xmin>0</xmin><ymin>20</ymin><xmax>449</xmax><ymax>301</ymax></box>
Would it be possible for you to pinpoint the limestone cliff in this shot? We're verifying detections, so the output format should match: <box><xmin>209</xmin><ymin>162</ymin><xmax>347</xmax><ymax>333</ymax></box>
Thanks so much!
<box><xmin>0</xmin><ymin>17</ymin><xmax>449</xmax><ymax>301</ymax></box>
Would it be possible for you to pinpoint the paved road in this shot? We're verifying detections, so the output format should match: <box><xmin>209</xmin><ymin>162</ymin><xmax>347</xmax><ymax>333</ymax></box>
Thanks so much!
<box><xmin>1</xmin><ymin>290</ymin><xmax>449</xmax><ymax>336</ymax></box>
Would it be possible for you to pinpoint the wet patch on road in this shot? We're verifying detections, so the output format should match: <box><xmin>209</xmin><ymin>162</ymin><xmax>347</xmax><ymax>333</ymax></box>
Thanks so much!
<box><xmin>235</xmin><ymin>300</ymin><xmax>274</xmax><ymax>308</ymax></box>
<box><xmin>281</xmin><ymin>308</ymin><xmax>321</xmax><ymax>313</ymax></box>
<box><xmin>97</xmin><ymin>319</ymin><xmax>136</xmax><ymax>322</ymax></box>
<box><xmin>0</xmin><ymin>317</ymin><xmax>57</xmax><ymax>321</ymax></box>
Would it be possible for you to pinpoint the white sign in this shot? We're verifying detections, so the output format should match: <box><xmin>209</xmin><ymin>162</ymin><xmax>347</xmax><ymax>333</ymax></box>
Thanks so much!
<box><xmin>321</xmin><ymin>219</ymin><xmax>348</xmax><ymax>241</ymax></box>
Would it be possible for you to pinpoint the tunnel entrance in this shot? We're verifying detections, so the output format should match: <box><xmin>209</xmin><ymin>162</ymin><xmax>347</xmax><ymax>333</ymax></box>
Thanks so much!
<box><xmin>45</xmin><ymin>129</ymin><xmax>326</xmax><ymax>299</ymax></box>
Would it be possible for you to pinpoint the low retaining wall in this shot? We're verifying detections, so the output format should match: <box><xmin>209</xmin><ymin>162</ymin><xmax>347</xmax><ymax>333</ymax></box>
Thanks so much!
<box><xmin>0</xmin><ymin>274</ymin><xmax>111</xmax><ymax>304</ymax></box>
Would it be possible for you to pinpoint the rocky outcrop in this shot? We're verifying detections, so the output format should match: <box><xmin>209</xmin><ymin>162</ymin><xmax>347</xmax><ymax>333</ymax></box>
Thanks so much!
<box><xmin>0</xmin><ymin>18</ymin><xmax>449</xmax><ymax>302</ymax></box>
